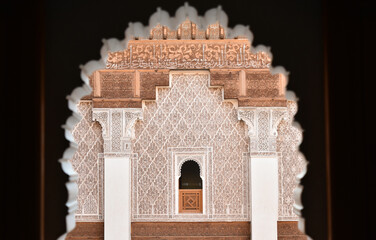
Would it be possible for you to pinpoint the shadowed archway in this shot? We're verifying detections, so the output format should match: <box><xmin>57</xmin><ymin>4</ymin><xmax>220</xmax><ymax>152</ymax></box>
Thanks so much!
<box><xmin>179</xmin><ymin>160</ymin><xmax>203</xmax><ymax>213</ymax></box>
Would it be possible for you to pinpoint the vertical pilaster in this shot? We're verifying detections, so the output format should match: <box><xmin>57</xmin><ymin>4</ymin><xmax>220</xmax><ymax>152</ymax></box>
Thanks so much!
<box><xmin>93</xmin><ymin>108</ymin><xmax>142</xmax><ymax>240</ymax></box>
<box><xmin>250</xmin><ymin>154</ymin><xmax>279</xmax><ymax>240</ymax></box>
<box><xmin>239</xmin><ymin>108</ymin><xmax>286</xmax><ymax>240</ymax></box>
<box><xmin>104</xmin><ymin>154</ymin><xmax>131</xmax><ymax>239</ymax></box>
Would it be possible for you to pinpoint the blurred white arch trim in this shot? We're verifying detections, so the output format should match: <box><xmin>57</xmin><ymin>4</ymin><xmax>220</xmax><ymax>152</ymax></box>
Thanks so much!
<box><xmin>58</xmin><ymin>2</ymin><xmax>307</xmax><ymax>239</ymax></box>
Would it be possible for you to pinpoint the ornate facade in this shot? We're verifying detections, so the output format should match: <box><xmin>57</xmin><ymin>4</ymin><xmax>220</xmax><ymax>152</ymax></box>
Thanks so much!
<box><xmin>66</xmin><ymin>4</ymin><xmax>306</xmax><ymax>240</ymax></box>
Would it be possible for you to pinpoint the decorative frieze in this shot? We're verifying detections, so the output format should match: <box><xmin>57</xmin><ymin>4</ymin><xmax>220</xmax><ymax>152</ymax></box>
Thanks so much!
<box><xmin>91</xmin><ymin>70</ymin><xmax>170</xmax><ymax>108</ymax></box>
<box><xmin>91</xmin><ymin>69</ymin><xmax>286</xmax><ymax>109</ymax></box>
<box><xmin>69</xmin><ymin>102</ymin><xmax>104</xmax><ymax>222</ymax></box>
<box><xmin>99</xmin><ymin>72</ymin><xmax>134</xmax><ymax>98</ymax></box>
<box><xmin>106</xmin><ymin>39</ymin><xmax>271</xmax><ymax>70</ymax></box>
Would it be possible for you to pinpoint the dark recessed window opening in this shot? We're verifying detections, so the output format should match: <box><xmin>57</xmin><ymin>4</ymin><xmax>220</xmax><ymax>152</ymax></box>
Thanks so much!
<box><xmin>179</xmin><ymin>161</ymin><xmax>202</xmax><ymax>189</ymax></box>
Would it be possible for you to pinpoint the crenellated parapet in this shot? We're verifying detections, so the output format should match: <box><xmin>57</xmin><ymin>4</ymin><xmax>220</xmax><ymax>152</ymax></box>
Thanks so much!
<box><xmin>105</xmin><ymin>19</ymin><xmax>271</xmax><ymax>70</ymax></box>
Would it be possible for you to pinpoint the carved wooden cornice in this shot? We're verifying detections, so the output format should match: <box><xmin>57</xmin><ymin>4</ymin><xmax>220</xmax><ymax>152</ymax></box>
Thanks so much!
<box><xmin>90</xmin><ymin>69</ymin><xmax>287</xmax><ymax>108</ymax></box>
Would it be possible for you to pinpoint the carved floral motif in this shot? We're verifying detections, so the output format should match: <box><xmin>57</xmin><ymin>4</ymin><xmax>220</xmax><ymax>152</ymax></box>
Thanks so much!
<box><xmin>238</xmin><ymin>108</ymin><xmax>287</xmax><ymax>153</ymax></box>
<box><xmin>92</xmin><ymin>108</ymin><xmax>142</xmax><ymax>154</ymax></box>
<box><xmin>131</xmin><ymin>72</ymin><xmax>250</xmax><ymax>221</ymax></box>
<box><xmin>277</xmin><ymin>101</ymin><xmax>305</xmax><ymax>220</ymax></box>
<box><xmin>69</xmin><ymin>102</ymin><xmax>104</xmax><ymax>222</ymax></box>
<box><xmin>71</xmin><ymin>73</ymin><xmax>301</xmax><ymax>223</ymax></box>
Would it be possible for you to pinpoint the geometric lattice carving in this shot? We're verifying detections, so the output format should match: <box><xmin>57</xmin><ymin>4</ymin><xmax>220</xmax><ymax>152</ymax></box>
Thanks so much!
<box><xmin>71</xmin><ymin>75</ymin><xmax>302</xmax><ymax>223</ymax></box>
<box><xmin>238</xmin><ymin>103</ymin><xmax>304</xmax><ymax>221</ymax></box>
<box><xmin>69</xmin><ymin>101</ymin><xmax>104</xmax><ymax>222</ymax></box>
<box><xmin>65</xmin><ymin>5</ymin><xmax>306</xmax><ymax>239</ymax></box>
<box><xmin>179</xmin><ymin>190</ymin><xmax>203</xmax><ymax>213</ymax></box>
<box><xmin>277</xmin><ymin>101</ymin><xmax>305</xmax><ymax>221</ymax></box>
<box><xmin>132</xmin><ymin>71</ymin><xmax>250</xmax><ymax>221</ymax></box>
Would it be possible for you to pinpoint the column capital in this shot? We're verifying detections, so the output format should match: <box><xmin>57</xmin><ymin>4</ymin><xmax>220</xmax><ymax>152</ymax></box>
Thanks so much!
<box><xmin>238</xmin><ymin>107</ymin><xmax>287</xmax><ymax>153</ymax></box>
<box><xmin>92</xmin><ymin>108</ymin><xmax>142</xmax><ymax>154</ymax></box>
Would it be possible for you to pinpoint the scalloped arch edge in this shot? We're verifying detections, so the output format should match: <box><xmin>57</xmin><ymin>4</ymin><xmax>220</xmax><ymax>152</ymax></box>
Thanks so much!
<box><xmin>59</xmin><ymin>3</ymin><xmax>308</xmax><ymax>239</ymax></box>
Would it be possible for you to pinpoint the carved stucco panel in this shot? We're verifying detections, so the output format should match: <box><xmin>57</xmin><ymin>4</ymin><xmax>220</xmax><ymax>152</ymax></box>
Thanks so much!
<box><xmin>71</xmin><ymin>75</ymin><xmax>302</xmax><ymax>223</ymax></box>
<box><xmin>92</xmin><ymin>108</ymin><xmax>142</xmax><ymax>154</ymax></box>
<box><xmin>238</xmin><ymin>102</ymin><xmax>303</xmax><ymax>221</ymax></box>
<box><xmin>131</xmin><ymin>71</ymin><xmax>250</xmax><ymax>221</ymax></box>
<box><xmin>277</xmin><ymin>101</ymin><xmax>305</xmax><ymax>221</ymax></box>
<box><xmin>69</xmin><ymin>101</ymin><xmax>104</xmax><ymax>222</ymax></box>
<box><xmin>238</xmin><ymin>108</ymin><xmax>286</xmax><ymax>153</ymax></box>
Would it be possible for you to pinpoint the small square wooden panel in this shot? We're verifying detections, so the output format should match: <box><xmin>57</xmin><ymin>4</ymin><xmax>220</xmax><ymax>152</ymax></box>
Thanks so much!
<box><xmin>179</xmin><ymin>189</ymin><xmax>203</xmax><ymax>213</ymax></box>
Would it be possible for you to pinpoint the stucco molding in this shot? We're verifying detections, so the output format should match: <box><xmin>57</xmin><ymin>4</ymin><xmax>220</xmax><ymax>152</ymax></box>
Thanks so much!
<box><xmin>238</xmin><ymin>107</ymin><xmax>287</xmax><ymax>153</ymax></box>
<box><xmin>92</xmin><ymin>108</ymin><xmax>142</xmax><ymax>154</ymax></box>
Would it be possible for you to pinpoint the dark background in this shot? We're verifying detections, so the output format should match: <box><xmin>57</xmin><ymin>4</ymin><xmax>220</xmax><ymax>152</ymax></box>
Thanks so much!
<box><xmin>3</xmin><ymin>0</ymin><xmax>375</xmax><ymax>239</ymax></box>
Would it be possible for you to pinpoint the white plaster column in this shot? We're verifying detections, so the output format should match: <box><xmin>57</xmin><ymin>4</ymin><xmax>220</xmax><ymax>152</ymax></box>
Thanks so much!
<box><xmin>104</xmin><ymin>154</ymin><xmax>131</xmax><ymax>239</ymax></box>
<box><xmin>250</xmin><ymin>155</ymin><xmax>278</xmax><ymax>240</ymax></box>
<box><xmin>93</xmin><ymin>108</ymin><xmax>142</xmax><ymax>240</ymax></box>
<box><xmin>238</xmin><ymin>108</ymin><xmax>286</xmax><ymax>240</ymax></box>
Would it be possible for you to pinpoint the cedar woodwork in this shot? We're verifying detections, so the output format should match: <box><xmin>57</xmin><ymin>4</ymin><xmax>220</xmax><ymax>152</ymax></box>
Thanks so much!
<box><xmin>90</xmin><ymin>69</ymin><xmax>287</xmax><ymax>108</ymax></box>
<box><xmin>179</xmin><ymin>189</ymin><xmax>203</xmax><ymax>213</ymax></box>
<box><xmin>66</xmin><ymin>222</ymin><xmax>104</xmax><ymax>240</ymax></box>
<box><xmin>67</xmin><ymin>221</ymin><xmax>306</xmax><ymax>239</ymax></box>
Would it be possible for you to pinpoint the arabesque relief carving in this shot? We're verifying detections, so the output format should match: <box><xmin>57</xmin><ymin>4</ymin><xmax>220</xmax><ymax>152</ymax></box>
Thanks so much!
<box><xmin>131</xmin><ymin>72</ymin><xmax>250</xmax><ymax>221</ymax></box>
<box><xmin>92</xmin><ymin>108</ymin><xmax>142</xmax><ymax>154</ymax></box>
<box><xmin>238</xmin><ymin>108</ymin><xmax>286</xmax><ymax>154</ymax></box>
<box><xmin>107</xmin><ymin>39</ymin><xmax>271</xmax><ymax>70</ymax></box>
<box><xmin>71</xmin><ymin>72</ymin><xmax>303</xmax><ymax>223</ymax></box>
<box><xmin>106</xmin><ymin>20</ymin><xmax>270</xmax><ymax>70</ymax></box>
<box><xmin>65</xmin><ymin>4</ymin><xmax>307</xmax><ymax>239</ymax></box>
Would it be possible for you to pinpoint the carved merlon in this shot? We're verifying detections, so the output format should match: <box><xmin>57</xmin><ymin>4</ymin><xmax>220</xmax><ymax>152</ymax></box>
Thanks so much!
<box><xmin>149</xmin><ymin>19</ymin><xmax>227</xmax><ymax>40</ymax></box>
<box><xmin>92</xmin><ymin>108</ymin><xmax>142</xmax><ymax>154</ymax></box>
<box><xmin>238</xmin><ymin>108</ymin><xmax>287</xmax><ymax>153</ymax></box>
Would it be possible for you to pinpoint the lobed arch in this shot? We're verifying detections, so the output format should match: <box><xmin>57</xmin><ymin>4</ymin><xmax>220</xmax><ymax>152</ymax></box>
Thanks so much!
<box><xmin>178</xmin><ymin>158</ymin><xmax>203</xmax><ymax>179</ymax></box>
